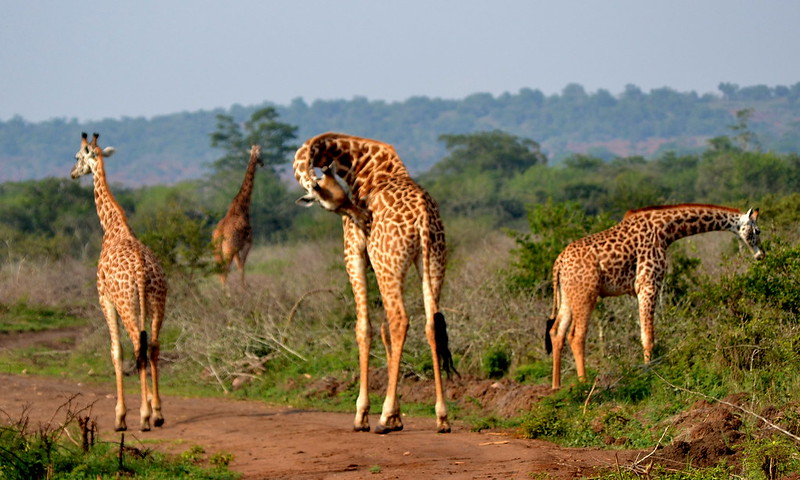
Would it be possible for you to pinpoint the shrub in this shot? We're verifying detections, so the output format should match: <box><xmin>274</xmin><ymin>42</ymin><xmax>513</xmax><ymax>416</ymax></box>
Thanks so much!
<box><xmin>507</xmin><ymin>199</ymin><xmax>614</xmax><ymax>294</ymax></box>
<box><xmin>482</xmin><ymin>343</ymin><xmax>511</xmax><ymax>379</ymax></box>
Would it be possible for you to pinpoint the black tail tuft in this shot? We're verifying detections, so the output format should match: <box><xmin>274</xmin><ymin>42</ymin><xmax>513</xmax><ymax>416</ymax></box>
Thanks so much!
<box><xmin>545</xmin><ymin>317</ymin><xmax>555</xmax><ymax>355</ymax></box>
<box><xmin>137</xmin><ymin>330</ymin><xmax>148</xmax><ymax>372</ymax></box>
<box><xmin>434</xmin><ymin>312</ymin><xmax>460</xmax><ymax>378</ymax></box>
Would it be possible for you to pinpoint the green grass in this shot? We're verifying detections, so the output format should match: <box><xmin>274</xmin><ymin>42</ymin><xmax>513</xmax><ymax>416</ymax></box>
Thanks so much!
<box><xmin>0</xmin><ymin>422</ymin><xmax>240</xmax><ymax>480</ymax></box>
<box><xmin>0</xmin><ymin>301</ymin><xmax>86</xmax><ymax>333</ymax></box>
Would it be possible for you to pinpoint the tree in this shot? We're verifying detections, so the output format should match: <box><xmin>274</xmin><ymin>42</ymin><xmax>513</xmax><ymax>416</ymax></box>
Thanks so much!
<box><xmin>208</xmin><ymin>107</ymin><xmax>300</xmax><ymax>240</ymax></box>
<box><xmin>422</xmin><ymin>130</ymin><xmax>548</xmax><ymax>224</ymax></box>
<box><xmin>433</xmin><ymin>130</ymin><xmax>547</xmax><ymax>176</ymax></box>
<box><xmin>210</xmin><ymin>107</ymin><xmax>298</xmax><ymax>171</ymax></box>
<box><xmin>729</xmin><ymin>108</ymin><xmax>761</xmax><ymax>152</ymax></box>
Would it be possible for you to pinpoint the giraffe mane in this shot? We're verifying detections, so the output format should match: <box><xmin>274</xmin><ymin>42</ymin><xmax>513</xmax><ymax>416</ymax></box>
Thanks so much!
<box><xmin>623</xmin><ymin>203</ymin><xmax>741</xmax><ymax>219</ymax></box>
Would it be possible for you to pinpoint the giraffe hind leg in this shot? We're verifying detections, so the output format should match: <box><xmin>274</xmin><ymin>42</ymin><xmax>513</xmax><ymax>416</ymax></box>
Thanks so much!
<box><xmin>137</xmin><ymin>330</ymin><xmax>153</xmax><ymax>431</ymax></box>
<box><xmin>102</xmin><ymin>298</ymin><xmax>128</xmax><ymax>431</ymax></box>
<box><xmin>375</xmin><ymin>292</ymin><xmax>408</xmax><ymax>434</ymax></box>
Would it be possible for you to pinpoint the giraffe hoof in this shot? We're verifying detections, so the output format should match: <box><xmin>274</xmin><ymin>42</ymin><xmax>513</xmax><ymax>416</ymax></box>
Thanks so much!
<box><xmin>353</xmin><ymin>425</ymin><xmax>370</xmax><ymax>432</ymax></box>
<box><xmin>114</xmin><ymin>426</ymin><xmax>127</xmax><ymax>432</ymax></box>
<box><xmin>437</xmin><ymin>425</ymin><xmax>451</xmax><ymax>434</ymax></box>
<box><xmin>154</xmin><ymin>418</ymin><xmax>164</xmax><ymax>428</ymax></box>
<box><xmin>374</xmin><ymin>423</ymin><xmax>403</xmax><ymax>435</ymax></box>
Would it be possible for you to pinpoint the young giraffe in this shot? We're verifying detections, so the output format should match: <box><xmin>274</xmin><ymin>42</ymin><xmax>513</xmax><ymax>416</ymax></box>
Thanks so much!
<box><xmin>294</xmin><ymin>132</ymin><xmax>456</xmax><ymax>434</ymax></box>
<box><xmin>547</xmin><ymin>203</ymin><xmax>764</xmax><ymax>390</ymax></box>
<box><xmin>212</xmin><ymin>145</ymin><xmax>263</xmax><ymax>286</ymax></box>
<box><xmin>71</xmin><ymin>133</ymin><xmax>168</xmax><ymax>431</ymax></box>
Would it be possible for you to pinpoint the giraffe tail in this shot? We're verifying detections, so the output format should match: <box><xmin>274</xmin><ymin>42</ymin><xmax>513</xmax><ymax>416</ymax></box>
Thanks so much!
<box><xmin>545</xmin><ymin>257</ymin><xmax>562</xmax><ymax>355</ymax></box>
<box><xmin>434</xmin><ymin>312</ymin><xmax>459</xmax><ymax>378</ymax></box>
<box><xmin>135</xmin><ymin>249</ymin><xmax>149</xmax><ymax>373</ymax></box>
<box><xmin>138</xmin><ymin>330</ymin><xmax>148</xmax><ymax>372</ymax></box>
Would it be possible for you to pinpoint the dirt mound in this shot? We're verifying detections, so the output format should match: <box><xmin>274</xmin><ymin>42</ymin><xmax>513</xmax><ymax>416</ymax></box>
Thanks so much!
<box><xmin>657</xmin><ymin>395</ymin><xmax>747</xmax><ymax>468</ymax></box>
<box><xmin>301</xmin><ymin>369</ymin><xmax>551</xmax><ymax>419</ymax></box>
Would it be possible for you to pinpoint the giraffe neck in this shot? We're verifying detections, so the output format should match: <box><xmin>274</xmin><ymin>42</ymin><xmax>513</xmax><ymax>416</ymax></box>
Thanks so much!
<box><xmin>92</xmin><ymin>158</ymin><xmax>133</xmax><ymax>239</ymax></box>
<box><xmin>319</xmin><ymin>134</ymin><xmax>410</xmax><ymax>201</ymax></box>
<box><xmin>632</xmin><ymin>204</ymin><xmax>742</xmax><ymax>245</ymax></box>
<box><xmin>227</xmin><ymin>153</ymin><xmax>260</xmax><ymax>217</ymax></box>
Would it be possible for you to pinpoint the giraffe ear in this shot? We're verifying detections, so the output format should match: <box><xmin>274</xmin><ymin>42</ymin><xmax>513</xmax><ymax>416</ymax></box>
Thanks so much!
<box><xmin>102</xmin><ymin>147</ymin><xmax>116</xmax><ymax>158</ymax></box>
<box><xmin>749</xmin><ymin>208</ymin><xmax>759</xmax><ymax>222</ymax></box>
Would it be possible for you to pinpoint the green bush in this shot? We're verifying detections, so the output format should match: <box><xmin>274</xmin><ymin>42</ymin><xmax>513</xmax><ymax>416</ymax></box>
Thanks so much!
<box><xmin>482</xmin><ymin>343</ymin><xmax>511</xmax><ymax>379</ymax></box>
<box><xmin>507</xmin><ymin>199</ymin><xmax>614</xmax><ymax>294</ymax></box>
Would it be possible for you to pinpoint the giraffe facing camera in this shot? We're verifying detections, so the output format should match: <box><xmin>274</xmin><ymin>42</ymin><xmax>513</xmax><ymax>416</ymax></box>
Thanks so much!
<box><xmin>546</xmin><ymin>203</ymin><xmax>763</xmax><ymax>390</ymax></box>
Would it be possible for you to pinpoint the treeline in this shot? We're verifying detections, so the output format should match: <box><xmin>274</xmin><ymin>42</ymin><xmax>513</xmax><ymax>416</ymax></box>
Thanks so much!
<box><xmin>2</xmin><ymin>82</ymin><xmax>799</xmax><ymax>185</ymax></box>
<box><xmin>2</xmin><ymin>126</ymin><xmax>799</xmax><ymax>267</ymax></box>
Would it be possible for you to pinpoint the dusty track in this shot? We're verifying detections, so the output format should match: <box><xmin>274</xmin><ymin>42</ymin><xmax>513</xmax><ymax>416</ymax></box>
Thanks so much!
<box><xmin>0</xmin><ymin>373</ymin><xmax>649</xmax><ymax>479</ymax></box>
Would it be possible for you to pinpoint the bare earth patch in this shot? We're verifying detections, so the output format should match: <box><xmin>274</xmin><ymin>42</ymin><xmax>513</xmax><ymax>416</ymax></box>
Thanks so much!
<box><xmin>0</xmin><ymin>328</ymin><xmax>763</xmax><ymax>478</ymax></box>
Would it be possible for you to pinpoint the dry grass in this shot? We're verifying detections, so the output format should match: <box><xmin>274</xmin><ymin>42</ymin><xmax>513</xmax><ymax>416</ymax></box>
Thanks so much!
<box><xmin>0</xmin><ymin>221</ymin><xmax>769</xmax><ymax>387</ymax></box>
<box><xmin>0</xmin><ymin>256</ymin><xmax>98</xmax><ymax>316</ymax></box>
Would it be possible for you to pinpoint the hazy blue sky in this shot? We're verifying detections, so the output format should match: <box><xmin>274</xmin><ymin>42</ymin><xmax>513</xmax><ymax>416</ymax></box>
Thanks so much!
<box><xmin>2</xmin><ymin>1</ymin><xmax>798</xmax><ymax>122</ymax></box>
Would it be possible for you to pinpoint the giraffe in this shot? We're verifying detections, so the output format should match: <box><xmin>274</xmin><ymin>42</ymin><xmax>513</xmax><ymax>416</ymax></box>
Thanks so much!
<box><xmin>212</xmin><ymin>145</ymin><xmax>263</xmax><ymax>286</ymax></box>
<box><xmin>71</xmin><ymin>133</ymin><xmax>168</xmax><ymax>431</ymax></box>
<box><xmin>293</xmin><ymin>132</ymin><xmax>456</xmax><ymax>434</ymax></box>
<box><xmin>546</xmin><ymin>203</ymin><xmax>764</xmax><ymax>390</ymax></box>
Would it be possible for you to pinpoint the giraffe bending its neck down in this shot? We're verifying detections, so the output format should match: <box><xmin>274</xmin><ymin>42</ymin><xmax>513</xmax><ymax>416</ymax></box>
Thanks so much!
<box><xmin>547</xmin><ymin>203</ymin><xmax>764</xmax><ymax>390</ymax></box>
<box><xmin>213</xmin><ymin>145</ymin><xmax>263</xmax><ymax>287</ymax></box>
<box><xmin>294</xmin><ymin>132</ymin><xmax>456</xmax><ymax>434</ymax></box>
<box><xmin>72</xmin><ymin>133</ymin><xmax>168</xmax><ymax>431</ymax></box>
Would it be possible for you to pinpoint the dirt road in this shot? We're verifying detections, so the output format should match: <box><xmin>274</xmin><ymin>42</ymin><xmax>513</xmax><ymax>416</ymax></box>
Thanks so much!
<box><xmin>0</xmin><ymin>373</ymin><xmax>648</xmax><ymax>479</ymax></box>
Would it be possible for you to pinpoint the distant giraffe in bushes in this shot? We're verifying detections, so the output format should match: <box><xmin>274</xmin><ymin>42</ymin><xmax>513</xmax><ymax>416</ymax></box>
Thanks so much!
<box><xmin>212</xmin><ymin>145</ymin><xmax>263</xmax><ymax>287</ymax></box>
<box><xmin>294</xmin><ymin>132</ymin><xmax>455</xmax><ymax>434</ymax></box>
<box><xmin>547</xmin><ymin>203</ymin><xmax>764</xmax><ymax>390</ymax></box>
<box><xmin>71</xmin><ymin>132</ymin><xmax>168</xmax><ymax>431</ymax></box>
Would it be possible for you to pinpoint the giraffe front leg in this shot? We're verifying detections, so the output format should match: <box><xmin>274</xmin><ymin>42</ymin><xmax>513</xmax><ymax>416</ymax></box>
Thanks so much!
<box><xmin>344</xmin><ymin>230</ymin><xmax>371</xmax><ymax>432</ymax></box>
<box><xmin>636</xmin><ymin>287</ymin><xmax>658</xmax><ymax>364</ymax></box>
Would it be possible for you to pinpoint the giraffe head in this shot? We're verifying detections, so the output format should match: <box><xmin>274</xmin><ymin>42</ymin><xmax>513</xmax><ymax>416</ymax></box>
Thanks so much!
<box><xmin>71</xmin><ymin>132</ymin><xmax>116</xmax><ymax>178</ymax></box>
<box><xmin>293</xmin><ymin>141</ymin><xmax>371</xmax><ymax>232</ymax></box>
<box><xmin>250</xmin><ymin>144</ymin><xmax>264</xmax><ymax>167</ymax></box>
<box><xmin>295</xmin><ymin>164</ymin><xmax>372</xmax><ymax>232</ymax></box>
<box><xmin>735</xmin><ymin>208</ymin><xmax>764</xmax><ymax>260</ymax></box>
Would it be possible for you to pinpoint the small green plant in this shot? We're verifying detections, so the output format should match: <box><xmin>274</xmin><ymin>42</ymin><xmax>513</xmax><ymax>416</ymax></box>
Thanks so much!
<box><xmin>210</xmin><ymin>451</ymin><xmax>235</xmax><ymax>468</ymax></box>
<box><xmin>482</xmin><ymin>343</ymin><xmax>511</xmax><ymax>379</ymax></box>
<box><xmin>739</xmin><ymin>436</ymin><xmax>800</xmax><ymax>480</ymax></box>
<box><xmin>369</xmin><ymin>464</ymin><xmax>382</xmax><ymax>474</ymax></box>
<box><xmin>181</xmin><ymin>445</ymin><xmax>207</xmax><ymax>464</ymax></box>
<box><xmin>513</xmin><ymin>361</ymin><xmax>551</xmax><ymax>384</ymax></box>
<box><xmin>0</xmin><ymin>405</ymin><xmax>239</xmax><ymax>479</ymax></box>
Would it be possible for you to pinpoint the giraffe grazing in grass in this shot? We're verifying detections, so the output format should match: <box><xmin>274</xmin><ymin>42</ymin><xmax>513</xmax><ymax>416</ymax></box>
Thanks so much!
<box><xmin>294</xmin><ymin>132</ymin><xmax>456</xmax><ymax>434</ymax></box>
<box><xmin>546</xmin><ymin>203</ymin><xmax>764</xmax><ymax>390</ymax></box>
<box><xmin>213</xmin><ymin>145</ymin><xmax>263</xmax><ymax>286</ymax></box>
<box><xmin>71</xmin><ymin>133</ymin><xmax>168</xmax><ymax>431</ymax></box>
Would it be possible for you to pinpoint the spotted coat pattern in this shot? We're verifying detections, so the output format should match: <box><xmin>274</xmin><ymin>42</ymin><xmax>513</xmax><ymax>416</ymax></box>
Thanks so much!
<box><xmin>293</xmin><ymin>132</ymin><xmax>452</xmax><ymax>434</ymax></box>
<box><xmin>71</xmin><ymin>133</ymin><xmax>168</xmax><ymax>431</ymax></box>
<box><xmin>548</xmin><ymin>203</ymin><xmax>763</xmax><ymax>389</ymax></box>
<box><xmin>212</xmin><ymin>145</ymin><xmax>263</xmax><ymax>287</ymax></box>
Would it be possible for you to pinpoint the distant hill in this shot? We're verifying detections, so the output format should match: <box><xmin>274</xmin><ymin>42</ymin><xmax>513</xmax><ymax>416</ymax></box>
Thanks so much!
<box><xmin>2</xmin><ymin>82</ymin><xmax>798</xmax><ymax>186</ymax></box>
